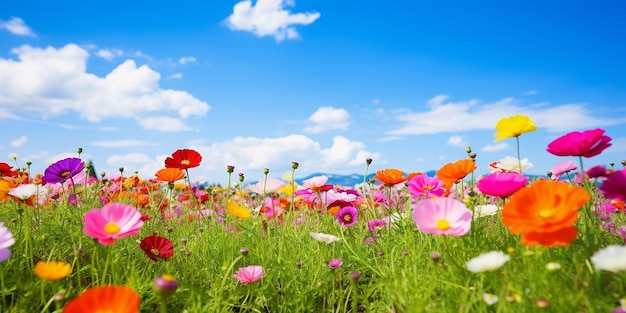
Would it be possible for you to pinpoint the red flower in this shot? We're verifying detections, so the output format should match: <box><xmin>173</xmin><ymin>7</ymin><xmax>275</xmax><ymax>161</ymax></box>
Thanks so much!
<box><xmin>165</xmin><ymin>149</ymin><xmax>202</xmax><ymax>170</ymax></box>
<box><xmin>0</xmin><ymin>162</ymin><xmax>18</xmax><ymax>178</ymax></box>
<box><xmin>547</xmin><ymin>128</ymin><xmax>612</xmax><ymax>158</ymax></box>
<box><xmin>139</xmin><ymin>235</ymin><xmax>174</xmax><ymax>262</ymax></box>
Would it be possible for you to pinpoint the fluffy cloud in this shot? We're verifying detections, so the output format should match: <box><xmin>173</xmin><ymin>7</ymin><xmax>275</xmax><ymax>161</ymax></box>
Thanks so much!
<box><xmin>303</xmin><ymin>106</ymin><xmax>350</xmax><ymax>134</ymax></box>
<box><xmin>481</xmin><ymin>142</ymin><xmax>510</xmax><ymax>152</ymax></box>
<box><xmin>446</xmin><ymin>135</ymin><xmax>468</xmax><ymax>148</ymax></box>
<box><xmin>106</xmin><ymin>153</ymin><xmax>165</xmax><ymax>178</ymax></box>
<box><xmin>136</xmin><ymin>116</ymin><xmax>192</xmax><ymax>132</ymax></box>
<box><xmin>0</xmin><ymin>17</ymin><xmax>36</xmax><ymax>37</ymax></box>
<box><xmin>10</xmin><ymin>136</ymin><xmax>27</xmax><ymax>147</ymax></box>
<box><xmin>96</xmin><ymin>48</ymin><xmax>124</xmax><ymax>61</ymax></box>
<box><xmin>178</xmin><ymin>56</ymin><xmax>196</xmax><ymax>64</ymax></box>
<box><xmin>388</xmin><ymin>94</ymin><xmax>623</xmax><ymax>135</ymax></box>
<box><xmin>225</xmin><ymin>0</ymin><xmax>320</xmax><ymax>41</ymax></box>
<box><xmin>0</xmin><ymin>44</ymin><xmax>211</xmax><ymax>129</ymax></box>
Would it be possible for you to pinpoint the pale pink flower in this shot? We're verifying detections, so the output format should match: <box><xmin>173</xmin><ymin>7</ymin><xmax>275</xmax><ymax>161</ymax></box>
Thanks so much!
<box><xmin>83</xmin><ymin>203</ymin><xmax>144</xmax><ymax>245</ymax></box>
<box><xmin>233</xmin><ymin>265</ymin><xmax>264</xmax><ymax>284</ymax></box>
<box><xmin>412</xmin><ymin>197</ymin><xmax>472</xmax><ymax>236</ymax></box>
<box><xmin>248</xmin><ymin>177</ymin><xmax>286</xmax><ymax>194</ymax></box>
<box><xmin>549</xmin><ymin>160</ymin><xmax>577</xmax><ymax>180</ymax></box>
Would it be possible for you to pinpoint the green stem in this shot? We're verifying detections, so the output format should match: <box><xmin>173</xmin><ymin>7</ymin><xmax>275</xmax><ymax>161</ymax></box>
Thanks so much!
<box><xmin>515</xmin><ymin>136</ymin><xmax>523</xmax><ymax>175</ymax></box>
<box><xmin>101</xmin><ymin>245</ymin><xmax>112</xmax><ymax>284</ymax></box>
<box><xmin>159</xmin><ymin>296</ymin><xmax>168</xmax><ymax>313</ymax></box>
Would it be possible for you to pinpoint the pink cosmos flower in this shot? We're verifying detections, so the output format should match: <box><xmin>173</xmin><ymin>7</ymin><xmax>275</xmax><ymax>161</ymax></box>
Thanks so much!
<box><xmin>0</xmin><ymin>222</ymin><xmax>15</xmax><ymax>262</ymax></box>
<box><xmin>600</xmin><ymin>169</ymin><xmax>626</xmax><ymax>201</ymax></box>
<box><xmin>412</xmin><ymin>197</ymin><xmax>472</xmax><ymax>236</ymax></box>
<box><xmin>477</xmin><ymin>173</ymin><xmax>528</xmax><ymax>198</ymax></box>
<box><xmin>302</xmin><ymin>175</ymin><xmax>333</xmax><ymax>192</ymax></box>
<box><xmin>407</xmin><ymin>174</ymin><xmax>445</xmax><ymax>199</ymax></box>
<box><xmin>547</xmin><ymin>128</ymin><xmax>612</xmax><ymax>158</ymax></box>
<box><xmin>248</xmin><ymin>178</ymin><xmax>286</xmax><ymax>194</ymax></box>
<box><xmin>83</xmin><ymin>203</ymin><xmax>144</xmax><ymax>245</ymax></box>
<box><xmin>336</xmin><ymin>206</ymin><xmax>359</xmax><ymax>227</ymax></box>
<box><xmin>328</xmin><ymin>259</ymin><xmax>343</xmax><ymax>268</ymax></box>
<box><xmin>232</xmin><ymin>265</ymin><xmax>264</xmax><ymax>284</ymax></box>
<box><xmin>548</xmin><ymin>160</ymin><xmax>577</xmax><ymax>180</ymax></box>
<box><xmin>367</xmin><ymin>219</ymin><xmax>387</xmax><ymax>232</ymax></box>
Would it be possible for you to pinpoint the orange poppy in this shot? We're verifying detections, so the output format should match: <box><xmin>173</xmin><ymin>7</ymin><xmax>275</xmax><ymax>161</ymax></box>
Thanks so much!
<box><xmin>520</xmin><ymin>226</ymin><xmax>578</xmax><ymax>247</ymax></box>
<box><xmin>374</xmin><ymin>169</ymin><xmax>406</xmax><ymax>186</ymax></box>
<box><xmin>62</xmin><ymin>286</ymin><xmax>140</xmax><ymax>313</ymax></box>
<box><xmin>155</xmin><ymin>168</ymin><xmax>185</xmax><ymax>183</ymax></box>
<box><xmin>436</xmin><ymin>159</ymin><xmax>477</xmax><ymax>184</ymax></box>
<box><xmin>502</xmin><ymin>179</ymin><xmax>590</xmax><ymax>246</ymax></box>
<box><xmin>165</xmin><ymin>149</ymin><xmax>202</xmax><ymax>170</ymax></box>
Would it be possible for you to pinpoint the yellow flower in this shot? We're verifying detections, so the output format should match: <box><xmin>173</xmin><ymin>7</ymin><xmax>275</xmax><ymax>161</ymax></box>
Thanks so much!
<box><xmin>227</xmin><ymin>200</ymin><xmax>252</xmax><ymax>219</ymax></box>
<box><xmin>494</xmin><ymin>114</ymin><xmax>538</xmax><ymax>142</ymax></box>
<box><xmin>34</xmin><ymin>261</ymin><xmax>72</xmax><ymax>280</ymax></box>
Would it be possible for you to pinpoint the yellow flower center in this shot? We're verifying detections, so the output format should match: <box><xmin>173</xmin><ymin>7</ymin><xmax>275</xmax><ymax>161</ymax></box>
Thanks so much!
<box><xmin>104</xmin><ymin>222</ymin><xmax>121</xmax><ymax>234</ymax></box>
<box><xmin>151</xmin><ymin>248</ymin><xmax>160</xmax><ymax>256</ymax></box>
<box><xmin>343</xmin><ymin>215</ymin><xmax>352</xmax><ymax>222</ymax></box>
<box><xmin>539</xmin><ymin>208</ymin><xmax>556</xmax><ymax>219</ymax></box>
<box><xmin>60</xmin><ymin>170</ymin><xmax>71</xmax><ymax>177</ymax></box>
<box><xmin>436</xmin><ymin>219</ymin><xmax>450</xmax><ymax>230</ymax></box>
<box><xmin>161</xmin><ymin>274</ymin><xmax>176</xmax><ymax>281</ymax></box>
<box><xmin>423</xmin><ymin>185</ymin><xmax>433</xmax><ymax>191</ymax></box>
<box><xmin>181</xmin><ymin>159</ymin><xmax>190</xmax><ymax>165</ymax></box>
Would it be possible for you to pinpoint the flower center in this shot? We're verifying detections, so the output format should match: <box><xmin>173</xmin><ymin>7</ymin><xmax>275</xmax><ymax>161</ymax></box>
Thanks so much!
<box><xmin>60</xmin><ymin>170</ymin><xmax>71</xmax><ymax>177</ymax></box>
<box><xmin>343</xmin><ymin>215</ymin><xmax>352</xmax><ymax>222</ymax></box>
<box><xmin>539</xmin><ymin>208</ymin><xmax>556</xmax><ymax>219</ymax></box>
<box><xmin>181</xmin><ymin>160</ymin><xmax>190</xmax><ymax>165</ymax></box>
<box><xmin>436</xmin><ymin>219</ymin><xmax>450</xmax><ymax>230</ymax></box>
<box><xmin>104</xmin><ymin>222</ymin><xmax>121</xmax><ymax>234</ymax></box>
<box><xmin>151</xmin><ymin>248</ymin><xmax>160</xmax><ymax>256</ymax></box>
<box><xmin>161</xmin><ymin>274</ymin><xmax>176</xmax><ymax>282</ymax></box>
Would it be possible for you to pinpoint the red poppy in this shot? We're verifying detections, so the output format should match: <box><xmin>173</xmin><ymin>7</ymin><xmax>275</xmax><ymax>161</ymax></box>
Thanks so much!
<box><xmin>0</xmin><ymin>162</ymin><xmax>18</xmax><ymax>178</ymax></box>
<box><xmin>139</xmin><ymin>235</ymin><xmax>174</xmax><ymax>262</ymax></box>
<box><xmin>165</xmin><ymin>149</ymin><xmax>202</xmax><ymax>170</ymax></box>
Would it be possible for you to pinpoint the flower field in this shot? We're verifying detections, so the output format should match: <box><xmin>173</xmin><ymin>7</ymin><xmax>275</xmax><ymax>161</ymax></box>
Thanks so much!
<box><xmin>1</xmin><ymin>115</ymin><xmax>626</xmax><ymax>312</ymax></box>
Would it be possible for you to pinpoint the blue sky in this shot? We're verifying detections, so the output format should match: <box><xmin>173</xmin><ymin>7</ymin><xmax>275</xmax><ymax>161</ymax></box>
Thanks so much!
<box><xmin>1</xmin><ymin>0</ymin><xmax>625</xmax><ymax>185</ymax></box>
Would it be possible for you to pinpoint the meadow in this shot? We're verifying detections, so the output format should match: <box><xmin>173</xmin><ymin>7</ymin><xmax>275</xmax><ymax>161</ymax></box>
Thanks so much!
<box><xmin>1</xmin><ymin>115</ymin><xmax>625</xmax><ymax>313</ymax></box>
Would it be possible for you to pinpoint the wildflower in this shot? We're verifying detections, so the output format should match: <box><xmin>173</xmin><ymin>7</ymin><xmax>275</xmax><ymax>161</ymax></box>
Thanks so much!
<box><xmin>62</xmin><ymin>286</ymin><xmax>140</xmax><ymax>313</ymax></box>
<box><xmin>83</xmin><ymin>203</ymin><xmax>144</xmax><ymax>245</ymax></box>
<box><xmin>412</xmin><ymin>197</ymin><xmax>472</xmax><ymax>236</ymax></box>
<box><xmin>349</xmin><ymin>272</ymin><xmax>361</xmax><ymax>281</ymax></box>
<box><xmin>436</xmin><ymin>159</ymin><xmax>476</xmax><ymax>185</ymax></box>
<box><xmin>154</xmin><ymin>168</ymin><xmax>185</xmax><ymax>183</ymax></box>
<box><xmin>473</xmin><ymin>204</ymin><xmax>500</xmax><ymax>217</ymax></box>
<box><xmin>8</xmin><ymin>183</ymin><xmax>41</xmax><ymax>204</ymax></box>
<box><xmin>248</xmin><ymin>177</ymin><xmax>286</xmax><ymax>194</ymax></box>
<box><xmin>153</xmin><ymin>274</ymin><xmax>178</xmax><ymax>298</ymax></box>
<box><xmin>328</xmin><ymin>259</ymin><xmax>343</xmax><ymax>268</ymax></box>
<box><xmin>302</xmin><ymin>175</ymin><xmax>333</xmax><ymax>192</ymax></box>
<box><xmin>367</xmin><ymin>219</ymin><xmax>386</xmax><ymax>232</ymax></box>
<box><xmin>407</xmin><ymin>174</ymin><xmax>445</xmax><ymax>199</ymax></box>
<box><xmin>494</xmin><ymin>114</ymin><xmax>538</xmax><ymax>142</ymax></box>
<box><xmin>309</xmin><ymin>232</ymin><xmax>340</xmax><ymax>244</ymax></box>
<box><xmin>227</xmin><ymin>200</ymin><xmax>252</xmax><ymax>219</ymax></box>
<box><xmin>466</xmin><ymin>251</ymin><xmax>510</xmax><ymax>273</ymax></box>
<box><xmin>590</xmin><ymin>245</ymin><xmax>626</xmax><ymax>272</ymax></box>
<box><xmin>489</xmin><ymin>156</ymin><xmax>533</xmax><ymax>174</ymax></box>
<box><xmin>34</xmin><ymin>261</ymin><xmax>72</xmax><ymax>280</ymax></box>
<box><xmin>548</xmin><ymin>160</ymin><xmax>577</xmax><ymax>180</ymax></box>
<box><xmin>483</xmin><ymin>293</ymin><xmax>499</xmax><ymax>306</ymax></box>
<box><xmin>374</xmin><ymin>168</ymin><xmax>406</xmax><ymax>187</ymax></box>
<box><xmin>0</xmin><ymin>162</ymin><xmax>18</xmax><ymax>177</ymax></box>
<box><xmin>0</xmin><ymin>222</ymin><xmax>15</xmax><ymax>262</ymax></box>
<box><xmin>600</xmin><ymin>169</ymin><xmax>626</xmax><ymax>201</ymax></box>
<box><xmin>43</xmin><ymin>157</ymin><xmax>84</xmax><ymax>184</ymax></box>
<box><xmin>336</xmin><ymin>206</ymin><xmax>358</xmax><ymax>227</ymax></box>
<box><xmin>232</xmin><ymin>265</ymin><xmax>264</xmax><ymax>284</ymax></box>
<box><xmin>139</xmin><ymin>235</ymin><xmax>174</xmax><ymax>262</ymax></box>
<box><xmin>545</xmin><ymin>262</ymin><xmax>561</xmax><ymax>272</ymax></box>
<box><xmin>547</xmin><ymin>128</ymin><xmax>612</xmax><ymax>158</ymax></box>
<box><xmin>502</xmin><ymin>179</ymin><xmax>589</xmax><ymax>247</ymax></box>
<box><xmin>164</xmin><ymin>149</ymin><xmax>202</xmax><ymax>170</ymax></box>
<box><xmin>586</xmin><ymin>164</ymin><xmax>608</xmax><ymax>179</ymax></box>
<box><xmin>476</xmin><ymin>172</ymin><xmax>528</xmax><ymax>198</ymax></box>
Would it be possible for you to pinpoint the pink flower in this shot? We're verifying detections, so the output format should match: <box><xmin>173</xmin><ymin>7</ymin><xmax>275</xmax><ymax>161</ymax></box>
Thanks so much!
<box><xmin>548</xmin><ymin>160</ymin><xmax>577</xmax><ymax>180</ymax></box>
<box><xmin>336</xmin><ymin>206</ymin><xmax>358</xmax><ymax>227</ymax></box>
<box><xmin>547</xmin><ymin>128</ymin><xmax>612</xmax><ymax>158</ymax></box>
<box><xmin>301</xmin><ymin>175</ymin><xmax>333</xmax><ymax>192</ymax></box>
<box><xmin>367</xmin><ymin>219</ymin><xmax>386</xmax><ymax>232</ymax></box>
<box><xmin>83</xmin><ymin>203</ymin><xmax>144</xmax><ymax>245</ymax></box>
<box><xmin>586</xmin><ymin>164</ymin><xmax>608</xmax><ymax>179</ymax></box>
<box><xmin>600</xmin><ymin>169</ymin><xmax>626</xmax><ymax>201</ymax></box>
<box><xmin>477</xmin><ymin>173</ymin><xmax>528</xmax><ymax>198</ymax></box>
<box><xmin>407</xmin><ymin>174</ymin><xmax>445</xmax><ymax>199</ymax></box>
<box><xmin>412</xmin><ymin>197</ymin><xmax>472</xmax><ymax>236</ymax></box>
<box><xmin>232</xmin><ymin>265</ymin><xmax>264</xmax><ymax>284</ymax></box>
<box><xmin>248</xmin><ymin>178</ymin><xmax>286</xmax><ymax>194</ymax></box>
<box><xmin>328</xmin><ymin>259</ymin><xmax>343</xmax><ymax>268</ymax></box>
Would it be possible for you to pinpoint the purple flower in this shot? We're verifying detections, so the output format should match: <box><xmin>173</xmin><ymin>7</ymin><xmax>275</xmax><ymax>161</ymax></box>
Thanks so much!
<box><xmin>0</xmin><ymin>222</ymin><xmax>15</xmax><ymax>262</ymax></box>
<box><xmin>336</xmin><ymin>206</ymin><xmax>358</xmax><ymax>227</ymax></box>
<box><xmin>328</xmin><ymin>259</ymin><xmax>343</xmax><ymax>268</ymax></box>
<box><xmin>43</xmin><ymin>157</ymin><xmax>85</xmax><ymax>184</ymax></box>
<box><xmin>367</xmin><ymin>219</ymin><xmax>386</xmax><ymax>232</ymax></box>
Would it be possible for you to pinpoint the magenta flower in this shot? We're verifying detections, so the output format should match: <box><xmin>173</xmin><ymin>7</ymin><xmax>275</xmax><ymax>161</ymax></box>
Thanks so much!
<box><xmin>232</xmin><ymin>265</ymin><xmax>264</xmax><ymax>284</ymax></box>
<box><xmin>367</xmin><ymin>219</ymin><xmax>387</xmax><ymax>232</ymax></box>
<box><xmin>547</xmin><ymin>128</ymin><xmax>612</xmax><ymax>158</ymax></box>
<box><xmin>43</xmin><ymin>157</ymin><xmax>85</xmax><ymax>184</ymax></box>
<box><xmin>412</xmin><ymin>197</ymin><xmax>472</xmax><ymax>236</ymax></box>
<box><xmin>0</xmin><ymin>222</ymin><xmax>15</xmax><ymax>262</ymax></box>
<box><xmin>586</xmin><ymin>164</ymin><xmax>608</xmax><ymax>179</ymax></box>
<box><xmin>336</xmin><ymin>206</ymin><xmax>358</xmax><ymax>227</ymax></box>
<box><xmin>477</xmin><ymin>172</ymin><xmax>528</xmax><ymax>198</ymax></box>
<box><xmin>83</xmin><ymin>203</ymin><xmax>144</xmax><ymax>245</ymax></box>
<box><xmin>328</xmin><ymin>259</ymin><xmax>343</xmax><ymax>268</ymax></box>
<box><xmin>407</xmin><ymin>174</ymin><xmax>445</xmax><ymax>199</ymax></box>
<box><xmin>600</xmin><ymin>169</ymin><xmax>626</xmax><ymax>201</ymax></box>
<box><xmin>548</xmin><ymin>160</ymin><xmax>577</xmax><ymax>180</ymax></box>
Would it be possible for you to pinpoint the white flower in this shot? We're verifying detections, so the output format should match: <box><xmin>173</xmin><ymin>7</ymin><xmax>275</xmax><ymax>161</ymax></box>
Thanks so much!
<box><xmin>9</xmin><ymin>184</ymin><xmax>47</xmax><ymax>201</ymax></box>
<box><xmin>591</xmin><ymin>245</ymin><xmax>626</xmax><ymax>272</ymax></box>
<box><xmin>473</xmin><ymin>204</ymin><xmax>500</xmax><ymax>217</ymax></box>
<box><xmin>466</xmin><ymin>251</ymin><xmax>510</xmax><ymax>273</ymax></box>
<box><xmin>483</xmin><ymin>293</ymin><xmax>499</xmax><ymax>306</ymax></box>
<box><xmin>489</xmin><ymin>156</ymin><xmax>532</xmax><ymax>174</ymax></box>
<box><xmin>309</xmin><ymin>232</ymin><xmax>340</xmax><ymax>244</ymax></box>
<box><xmin>545</xmin><ymin>262</ymin><xmax>561</xmax><ymax>272</ymax></box>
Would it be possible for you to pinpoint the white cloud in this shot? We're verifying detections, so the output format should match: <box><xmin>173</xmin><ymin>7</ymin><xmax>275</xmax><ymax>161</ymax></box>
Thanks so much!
<box><xmin>388</xmin><ymin>94</ymin><xmax>625</xmax><ymax>135</ymax></box>
<box><xmin>178</xmin><ymin>56</ymin><xmax>196</xmax><ymax>64</ymax></box>
<box><xmin>481</xmin><ymin>142</ymin><xmax>510</xmax><ymax>152</ymax></box>
<box><xmin>0</xmin><ymin>44</ymin><xmax>211</xmax><ymax>124</ymax></box>
<box><xmin>522</xmin><ymin>90</ymin><xmax>539</xmax><ymax>96</ymax></box>
<box><xmin>225</xmin><ymin>0</ymin><xmax>320</xmax><ymax>42</ymax></box>
<box><xmin>10</xmin><ymin>136</ymin><xmax>27</xmax><ymax>147</ymax></box>
<box><xmin>91</xmin><ymin>140</ymin><xmax>157</xmax><ymax>148</ymax></box>
<box><xmin>446</xmin><ymin>135</ymin><xmax>468</xmax><ymax>148</ymax></box>
<box><xmin>106</xmin><ymin>153</ymin><xmax>165</xmax><ymax>177</ymax></box>
<box><xmin>96</xmin><ymin>48</ymin><xmax>124</xmax><ymax>61</ymax></box>
<box><xmin>372</xmin><ymin>99</ymin><xmax>380</xmax><ymax>105</ymax></box>
<box><xmin>136</xmin><ymin>116</ymin><xmax>192</xmax><ymax>132</ymax></box>
<box><xmin>0</xmin><ymin>17</ymin><xmax>36</xmax><ymax>37</ymax></box>
<box><xmin>167</xmin><ymin>73</ymin><xmax>183</xmax><ymax>80</ymax></box>
<box><xmin>303</xmin><ymin>106</ymin><xmax>350</xmax><ymax>134</ymax></box>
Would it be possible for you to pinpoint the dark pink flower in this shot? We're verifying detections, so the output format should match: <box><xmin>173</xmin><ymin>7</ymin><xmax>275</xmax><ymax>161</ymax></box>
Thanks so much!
<box><xmin>600</xmin><ymin>169</ymin><xmax>626</xmax><ymax>201</ymax></box>
<box><xmin>586</xmin><ymin>164</ymin><xmax>608</xmax><ymax>179</ymax></box>
<box><xmin>367</xmin><ymin>219</ymin><xmax>386</xmax><ymax>232</ymax></box>
<box><xmin>232</xmin><ymin>265</ymin><xmax>264</xmax><ymax>284</ymax></box>
<box><xmin>336</xmin><ymin>206</ymin><xmax>358</xmax><ymax>227</ymax></box>
<box><xmin>328</xmin><ymin>259</ymin><xmax>343</xmax><ymax>268</ymax></box>
<box><xmin>477</xmin><ymin>172</ymin><xmax>528</xmax><ymax>198</ymax></box>
<box><xmin>547</xmin><ymin>128</ymin><xmax>612</xmax><ymax>158</ymax></box>
<box><xmin>407</xmin><ymin>174</ymin><xmax>445</xmax><ymax>199</ymax></box>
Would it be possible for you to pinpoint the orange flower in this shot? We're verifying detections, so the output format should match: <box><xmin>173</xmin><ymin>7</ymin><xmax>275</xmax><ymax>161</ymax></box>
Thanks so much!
<box><xmin>436</xmin><ymin>159</ymin><xmax>477</xmax><ymax>184</ymax></box>
<box><xmin>502</xmin><ymin>179</ymin><xmax>590</xmax><ymax>247</ymax></box>
<box><xmin>374</xmin><ymin>169</ymin><xmax>406</xmax><ymax>186</ymax></box>
<box><xmin>63</xmin><ymin>286</ymin><xmax>140</xmax><ymax>313</ymax></box>
<box><xmin>155</xmin><ymin>168</ymin><xmax>185</xmax><ymax>183</ymax></box>
<box><xmin>34</xmin><ymin>261</ymin><xmax>72</xmax><ymax>280</ymax></box>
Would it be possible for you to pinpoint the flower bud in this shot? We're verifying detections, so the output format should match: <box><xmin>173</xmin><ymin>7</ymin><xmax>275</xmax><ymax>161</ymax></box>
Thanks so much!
<box><xmin>154</xmin><ymin>274</ymin><xmax>178</xmax><ymax>298</ymax></box>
